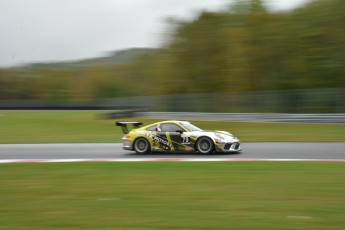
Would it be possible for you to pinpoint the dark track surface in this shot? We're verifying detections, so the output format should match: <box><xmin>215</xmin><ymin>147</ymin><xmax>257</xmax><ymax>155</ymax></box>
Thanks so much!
<box><xmin>0</xmin><ymin>143</ymin><xmax>344</xmax><ymax>160</ymax></box>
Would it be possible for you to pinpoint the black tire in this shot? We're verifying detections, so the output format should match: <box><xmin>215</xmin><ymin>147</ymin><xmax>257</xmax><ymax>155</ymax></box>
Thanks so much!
<box><xmin>134</xmin><ymin>138</ymin><xmax>151</xmax><ymax>154</ymax></box>
<box><xmin>196</xmin><ymin>137</ymin><xmax>214</xmax><ymax>154</ymax></box>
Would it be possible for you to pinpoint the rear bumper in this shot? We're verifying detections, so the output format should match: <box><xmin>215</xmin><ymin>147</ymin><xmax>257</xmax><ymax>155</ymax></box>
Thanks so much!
<box><xmin>122</xmin><ymin>137</ymin><xmax>134</xmax><ymax>150</ymax></box>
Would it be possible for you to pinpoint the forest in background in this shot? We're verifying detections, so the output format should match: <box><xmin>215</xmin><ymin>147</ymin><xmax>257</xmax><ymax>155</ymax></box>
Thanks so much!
<box><xmin>0</xmin><ymin>0</ymin><xmax>344</xmax><ymax>101</ymax></box>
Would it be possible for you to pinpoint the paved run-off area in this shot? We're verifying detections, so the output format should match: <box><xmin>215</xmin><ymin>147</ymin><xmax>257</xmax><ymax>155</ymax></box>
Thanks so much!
<box><xmin>0</xmin><ymin>142</ymin><xmax>344</xmax><ymax>163</ymax></box>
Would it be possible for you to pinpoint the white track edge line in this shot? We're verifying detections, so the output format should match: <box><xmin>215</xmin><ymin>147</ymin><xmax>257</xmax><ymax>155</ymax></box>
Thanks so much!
<box><xmin>0</xmin><ymin>158</ymin><xmax>345</xmax><ymax>164</ymax></box>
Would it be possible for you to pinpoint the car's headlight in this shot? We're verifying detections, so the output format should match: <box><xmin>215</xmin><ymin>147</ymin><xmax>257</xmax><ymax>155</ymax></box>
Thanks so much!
<box><xmin>215</xmin><ymin>133</ymin><xmax>227</xmax><ymax>140</ymax></box>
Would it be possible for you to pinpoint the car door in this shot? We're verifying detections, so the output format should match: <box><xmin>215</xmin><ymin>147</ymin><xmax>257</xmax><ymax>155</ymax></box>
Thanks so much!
<box><xmin>160</xmin><ymin>123</ymin><xmax>187</xmax><ymax>151</ymax></box>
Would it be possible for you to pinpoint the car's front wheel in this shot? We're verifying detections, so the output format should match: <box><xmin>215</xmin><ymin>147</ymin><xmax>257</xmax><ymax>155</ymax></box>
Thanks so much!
<box><xmin>196</xmin><ymin>137</ymin><xmax>214</xmax><ymax>154</ymax></box>
<box><xmin>134</xmin><ymin>138</ymin><xmax>151</xmax><ymax>154</ymax></box>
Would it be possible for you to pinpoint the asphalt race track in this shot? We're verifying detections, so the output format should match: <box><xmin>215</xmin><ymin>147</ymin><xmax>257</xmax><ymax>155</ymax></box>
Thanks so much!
<box><xmin>0</xmin><ymin>143</ymin><xmax>345</xmax><ymax>162</ymax></box>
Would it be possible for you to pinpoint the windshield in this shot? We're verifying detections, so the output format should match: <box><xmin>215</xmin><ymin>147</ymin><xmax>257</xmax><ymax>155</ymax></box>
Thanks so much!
<box><xmin>179</xmin><ymin>122</ymin><xmax>203</xmax><ymax>132</ymax></box>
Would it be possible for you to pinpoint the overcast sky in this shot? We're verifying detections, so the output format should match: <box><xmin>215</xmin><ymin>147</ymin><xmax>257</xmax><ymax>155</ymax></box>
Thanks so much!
<box><xmin>0</xmin><ymin>0</ymin><xmax>309</xmax><ymax>67</ymax></box>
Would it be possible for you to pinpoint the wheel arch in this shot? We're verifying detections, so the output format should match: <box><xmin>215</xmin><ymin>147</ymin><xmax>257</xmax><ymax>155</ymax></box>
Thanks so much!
<box><xmin>195</xmin><ymin>135</ymin><xmax>216</xmax><ymax>147</ymax></box>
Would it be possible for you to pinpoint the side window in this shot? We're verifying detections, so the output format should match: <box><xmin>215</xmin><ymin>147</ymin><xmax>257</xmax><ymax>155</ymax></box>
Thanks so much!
<box><xmin>161</xmin><ymin>123</ymin><xmax>183</xmax><ymax>132</ymax></box>
<box><xmin>146</xmin><ymin>125</ymin><xmax>156</xmax><ymax>131</ymax></box>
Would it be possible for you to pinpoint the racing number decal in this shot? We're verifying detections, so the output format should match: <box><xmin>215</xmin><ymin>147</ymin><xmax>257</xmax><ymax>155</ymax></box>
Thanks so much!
<box><xmin>182</xmin><ymin>136</ymin><xmax>190</xmax><ymax>144</ymax></box>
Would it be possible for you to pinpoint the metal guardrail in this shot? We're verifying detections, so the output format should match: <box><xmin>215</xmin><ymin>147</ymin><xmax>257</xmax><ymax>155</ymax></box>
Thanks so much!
<box><xmin>139</xmin><ymin>112</ymin><xmax>345</xmax><ymax>124</ymax></box>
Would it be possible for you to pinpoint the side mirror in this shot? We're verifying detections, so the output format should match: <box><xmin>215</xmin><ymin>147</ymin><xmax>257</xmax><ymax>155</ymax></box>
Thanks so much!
<box><xmin>176</xmin><ymin>130</ymin><xmax>184</xmax><ymax>134</ymax></box>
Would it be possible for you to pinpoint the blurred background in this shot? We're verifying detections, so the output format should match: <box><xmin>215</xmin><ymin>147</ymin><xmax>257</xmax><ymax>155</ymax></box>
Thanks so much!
<box><xmin>0</xmin><ymin>0</ymin><xmax>344</xmax><ymax>113</ymax></box>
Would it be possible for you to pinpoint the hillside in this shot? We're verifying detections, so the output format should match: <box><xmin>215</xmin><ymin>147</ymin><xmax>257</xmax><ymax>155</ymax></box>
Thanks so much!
<box><xmin>20</xmin><ymin>48</ymin><xmax>158</xmax><ymax>69</ymax></box>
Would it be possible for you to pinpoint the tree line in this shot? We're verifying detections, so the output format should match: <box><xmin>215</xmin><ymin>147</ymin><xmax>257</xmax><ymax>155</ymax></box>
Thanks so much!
<box><xmin>0</xmin><ymin>0</ymin><xmax>344</xmax><ymax>100</ymax></box>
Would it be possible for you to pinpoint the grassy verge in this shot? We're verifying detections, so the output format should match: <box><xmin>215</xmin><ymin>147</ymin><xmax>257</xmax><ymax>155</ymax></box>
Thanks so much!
<box><xmin>0</xmin><ymin>162</ymin><xmax>344</xmax><ymax>229</ymax></box>
<box><xmin>0</xmin><ymin>111</ymin><xmax>344</xmax><ymax>143</ymax></box>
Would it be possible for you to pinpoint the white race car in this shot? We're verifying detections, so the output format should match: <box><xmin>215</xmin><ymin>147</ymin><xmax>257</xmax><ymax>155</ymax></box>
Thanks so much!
<box><xmin>116</xmin><ymin>120</ymin><xmax>241</xmax><ymax>154</ymax></box>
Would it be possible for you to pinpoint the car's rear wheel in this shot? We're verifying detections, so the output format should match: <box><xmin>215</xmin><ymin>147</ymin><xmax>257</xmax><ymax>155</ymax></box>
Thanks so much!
<box><xmin>134</xmin><ymin>138</ymin><xmax>151</xmax><ymax>154</ymax></box>
<box><xmin>196</xmin><ymin>137</ymin><xmax>214</xmax><ymax>154</ymax></box>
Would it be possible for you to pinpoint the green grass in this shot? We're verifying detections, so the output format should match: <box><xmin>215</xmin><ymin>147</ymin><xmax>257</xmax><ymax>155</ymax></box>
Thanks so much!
<box><xmin>0</xmin><ymin>162</ymin><xmax>344</xmax><ymax>229</ymax></box>
<box><xmin>0</xmin><ymin>111</ymin><xmax>344</xmax><ymax>143</ymax></box>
